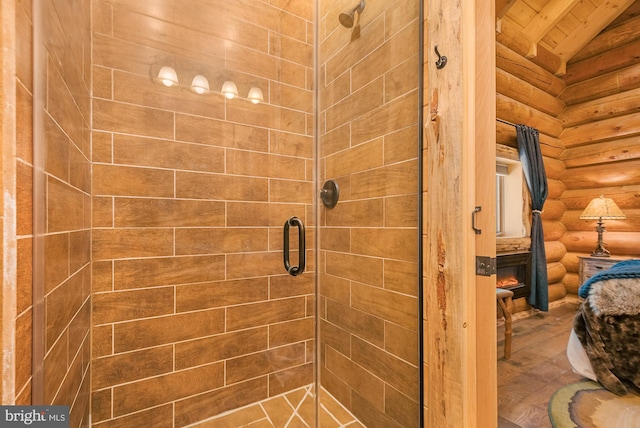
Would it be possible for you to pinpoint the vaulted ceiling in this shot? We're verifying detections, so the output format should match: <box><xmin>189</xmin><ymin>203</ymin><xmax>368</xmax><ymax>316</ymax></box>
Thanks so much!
<box><xmin>496</xmin><ymin>0</ymin><xmax>640</xmax><ymax>76</ymax></box>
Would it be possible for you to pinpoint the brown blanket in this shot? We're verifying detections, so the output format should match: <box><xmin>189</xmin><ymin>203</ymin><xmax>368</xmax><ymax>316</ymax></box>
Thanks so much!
<box><xmin>574</xmin><ymin>299</ymin><xmax>640</xmax><ymax>395</ymax></box>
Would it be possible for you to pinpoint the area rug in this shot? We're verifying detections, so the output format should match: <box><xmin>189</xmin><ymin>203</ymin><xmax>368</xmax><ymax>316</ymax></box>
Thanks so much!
<box><xmin>548</xmin><ymin>380</ymin><xmax>640</xmax><ymax>427</ymax></box>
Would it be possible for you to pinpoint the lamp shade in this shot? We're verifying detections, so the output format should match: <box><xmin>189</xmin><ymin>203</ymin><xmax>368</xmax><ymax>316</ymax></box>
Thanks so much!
<box><xmin>579</xmin><ymin>195</ymin><xmax>626</xmax><ymax>220</ymax></box>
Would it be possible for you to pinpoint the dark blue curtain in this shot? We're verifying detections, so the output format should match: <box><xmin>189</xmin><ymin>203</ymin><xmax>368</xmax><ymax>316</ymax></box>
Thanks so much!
<box><xmin>516</xmin><ymin>125</ymin><xmax>549</xmax><ymax>311</ymax></box>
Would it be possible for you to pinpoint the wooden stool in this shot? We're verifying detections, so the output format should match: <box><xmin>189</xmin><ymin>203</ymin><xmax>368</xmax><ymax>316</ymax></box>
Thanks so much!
<box><xmin>496</xmin><ymin>288</ymin><xmax>514</xmax><ymax>359</ymax></box>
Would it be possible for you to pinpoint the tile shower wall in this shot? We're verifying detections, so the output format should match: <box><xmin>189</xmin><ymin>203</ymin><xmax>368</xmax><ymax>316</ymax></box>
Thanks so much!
<box><xmin>33</xmin><ymin>0</ymin><xmax>93</xmax><ymax>426</ymax></box>
<box><xmin>90</xmin><ymin>1</ymin><xmax>315</xmax><ymax>426</ymax></box>
<box><xmin>318</xmin><ymin>1</ymin><xmax>421</xmax><ymax>427</ymax></box>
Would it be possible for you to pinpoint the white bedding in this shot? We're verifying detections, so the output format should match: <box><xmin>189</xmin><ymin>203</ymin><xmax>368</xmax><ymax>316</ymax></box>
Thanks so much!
<box><xmin>567</xmin><ymin>329</ymin><xmax>597</xmax><ymax>382</ymax></box>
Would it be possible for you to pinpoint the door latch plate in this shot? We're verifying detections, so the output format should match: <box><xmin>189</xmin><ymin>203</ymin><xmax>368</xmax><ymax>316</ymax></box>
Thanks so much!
<box><xmin>476</xmin><ymin>256</ymin><xmax>496</xmax><ymax>276</ymax></box>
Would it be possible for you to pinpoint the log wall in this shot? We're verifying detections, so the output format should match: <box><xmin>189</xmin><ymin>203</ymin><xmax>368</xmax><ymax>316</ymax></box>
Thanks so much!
<box><xmin>497</xmin><ymin>12</ymin><xmax>640</xmax><ymax>310</ymax></box>
<box><xmin>558</xmin><ymin>17</ymin><xmax>640</xmax><ymax>292</ymax></box>
<box><xmin>495</xmin><ymin>39</ymin><xmax>568</xmax><ymax>311</ymax></box>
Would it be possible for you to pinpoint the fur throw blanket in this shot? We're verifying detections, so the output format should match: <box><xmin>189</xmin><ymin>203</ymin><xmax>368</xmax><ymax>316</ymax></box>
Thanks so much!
<box><xmin>573</xmin><ymin>275</ymin><xmax>640</xmax><ymax>395</ymax></box>
<box><xmin>582</xmin><ymin>276</ymin><xmax>640</xmax><ymax>317</ymax></box>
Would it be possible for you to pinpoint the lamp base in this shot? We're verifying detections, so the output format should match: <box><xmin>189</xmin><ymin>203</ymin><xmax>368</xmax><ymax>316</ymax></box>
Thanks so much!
<box><xmin>591</xmin><ymin>221</ymin><xmax>611</xmax><ymax>258</ymax></box>
<box><xmin>591</xmin><ymin>248</ymin><xmax>611</xmax><ymax>258</ymax></box>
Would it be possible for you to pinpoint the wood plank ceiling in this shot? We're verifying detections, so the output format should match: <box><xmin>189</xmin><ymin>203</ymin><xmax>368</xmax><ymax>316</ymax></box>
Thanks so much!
<box><xmin>496</xmin><ymin>0</ymin><xmax>640</xmax><ymax>76</ymax></box>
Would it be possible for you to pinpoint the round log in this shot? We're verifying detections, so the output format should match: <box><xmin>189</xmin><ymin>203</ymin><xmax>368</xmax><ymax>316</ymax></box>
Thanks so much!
<box><xmin>564</xmin><ymin>43</ymin><xmax>640</xmax><ymax>86</ymax></box>
<box><xmin>541</xmin><ymin>199</ymin><xmax>565</xmax><ymax>221</ymax></box>
<box><xmin>559</xmin><ymin>88</ymin><xmax>640</xmax><ymax>129</ymax></box>
<box><xmin>562</xmin><ymin>273</ymin><xmax>580</xmax><ymax>295</ymax></box>
<box><xmin>561</xmin><ymin>209</ymin><xmax>640</xmax><ymax>232</ymax></box>
<box><xmin>560</xmin><ymin>159</ymin><xmax>640</xmax><ymax>190</ymax></box>
<box><xmin>561</xmin><ymin>112</ymin><xmax>640</xmax><ymax>148</ymax></box>
<box><xmin>560</xmin><ymin>252</ymin><xmax>582</xmax><ymax>273</ymax></box>
<box><xmin>561</xmin><ymin>136</ymin><xmax>640</xmax><ymax>169</ymax></box>
<box><xmin>560</xmin><ymin>186</ymin><xmax>640</xmax><ymax>210</ymax></box>
<box><xmin>547</xmin><ymin>262</ymin><xmax>567</xmax><ymax>284</ymax></box>
<box><xmin>496</xmin><ymin>123</ymin><xmax>564</xmax><ymax>158</ymax></box>
<box><xmin>495</xmin><ymin>39</ymin><xmax>565</xmax><ymax>95</ymax></box>
<box><xmin>510</xmin><ymin>285</ymin><xmax>569</xmax><ymax>311</ymax></box>
<box><xmin>560</xmin><ymin>62</ymin><xmax>640</xmax><ymax>106</ymax></box>
<box><xmin>497</xmin><ymin>68</ymin><xmax>565</xmax><ymax>116</ymax></box>
<box><xmin>560</xmin><ymin>231</ymin><xmax>640</xmax><ymax>255</ymax></box>
<box><xmin>543</xmin><ymin>156</ymin><xmax>565</xmax><ymax>180</ymax></box>
<box><xmin>496</xmin><ymin>94</ymin><xmax>563</xmax><ymax>138</ymax></box>
<box><xmin>549</xmin><ymin>283</ymin><xmax>568</xmax><ymax>302</ymax></box>
<box><xmin>547</xmin><ymin>179</ymin><xmax>566</xmax><ymax>200</ymax></box>
<box><xmin>543</xmin><ymin>220</ymin><xmax>567</xmax><ymax>241</ymax></box>
<box><xmin>545</xmin><ymin>240</ymin><xmax>567</xmax><ymax>262</ymax></box>
<box><xmin>512</xmin><ymin>298</ymin><xmax>527</xmax><ymax>314</ymax></box>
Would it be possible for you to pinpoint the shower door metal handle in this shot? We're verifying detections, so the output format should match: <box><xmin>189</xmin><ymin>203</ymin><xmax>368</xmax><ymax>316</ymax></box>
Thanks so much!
<box><xmin>283</xmin><ymin>217</ymin><xmax>305</xmax><ymax>276</ymax></box>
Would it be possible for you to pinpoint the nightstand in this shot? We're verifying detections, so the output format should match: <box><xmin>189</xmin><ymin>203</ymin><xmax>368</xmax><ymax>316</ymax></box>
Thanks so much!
<box><xmin>578</xmin><ymin>256</ymin><xmax>631</xmax><ymax>285</ymax></box>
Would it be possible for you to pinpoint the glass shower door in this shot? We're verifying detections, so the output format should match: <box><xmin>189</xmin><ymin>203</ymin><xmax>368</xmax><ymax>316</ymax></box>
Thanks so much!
<box><xmin>317</xmin><ymin>0</ymin><xmax>422</xmax><ymax>426</ymax></box>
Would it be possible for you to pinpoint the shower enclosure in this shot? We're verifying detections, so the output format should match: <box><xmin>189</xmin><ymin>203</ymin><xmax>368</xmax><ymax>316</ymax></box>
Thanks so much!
<box><xmin>31</xmin><ymin>0</ymin><xmax>422</xmax><ymax>426</ymax></box>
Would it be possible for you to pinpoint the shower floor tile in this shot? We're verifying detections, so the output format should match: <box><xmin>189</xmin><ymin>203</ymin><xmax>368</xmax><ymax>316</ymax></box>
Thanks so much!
<box><xmin>188</xmin><ymin>385</ymin><xmax>363</xmax><ymax>427</ymax></box>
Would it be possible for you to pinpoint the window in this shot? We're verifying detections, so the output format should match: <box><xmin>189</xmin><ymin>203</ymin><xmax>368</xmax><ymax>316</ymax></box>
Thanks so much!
<box><xmin>496</xmin><ymin>158</ymin><xmax>525</xmax><ymax>238</ymax></box>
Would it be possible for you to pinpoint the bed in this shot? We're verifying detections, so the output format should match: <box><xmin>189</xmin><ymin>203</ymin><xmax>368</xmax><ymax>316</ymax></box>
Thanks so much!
<box><xmin>567</xmin><ymin>259</ymin><xmax>640</xmax><ymax>395</ymax></box>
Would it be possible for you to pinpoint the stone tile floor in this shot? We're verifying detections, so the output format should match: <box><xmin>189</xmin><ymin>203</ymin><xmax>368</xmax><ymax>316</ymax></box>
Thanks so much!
<box><xmin>189</xmin><ymin>385</ymin><xmax>364</xmax><ymax>427</ymax></box>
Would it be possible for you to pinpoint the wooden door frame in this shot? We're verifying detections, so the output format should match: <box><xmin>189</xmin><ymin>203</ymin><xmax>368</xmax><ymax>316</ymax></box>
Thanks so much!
<box><xmin>423</xmin><ymin>0</ymin><xmax>497</xmax><ymax>425</ymax></box>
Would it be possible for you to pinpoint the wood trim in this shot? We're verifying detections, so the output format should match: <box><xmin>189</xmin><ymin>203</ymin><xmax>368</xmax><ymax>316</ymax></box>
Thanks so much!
<box><xmin>423</xmin><ymin>0</ymin><xmax>469</xmax><ymax>421</ymax></box>
<box><xmin>475</xmin><ymin>0</ymin><xmax>497</xmax><ymax>423</ymax></box>
<box><xmin>423</xmin><ymin>0</ymin><xmax>496</xmax><ymax>425</ymax></box>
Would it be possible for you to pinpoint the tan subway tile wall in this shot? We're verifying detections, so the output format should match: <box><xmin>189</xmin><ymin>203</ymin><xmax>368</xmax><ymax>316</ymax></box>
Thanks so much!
<box><xmin>91</xmin><ymin>1</ymin><xmax>315</xmax><ymax>426</ymax></box>
<box><xmin>318</xmin><ymin>0</ymin><xmax>421</xmax><ymax>426</ymax></box>
<box><xmin>6</xmin><ymin>0</ymin><xmax>422</xmax><ymax>425</ymax></box>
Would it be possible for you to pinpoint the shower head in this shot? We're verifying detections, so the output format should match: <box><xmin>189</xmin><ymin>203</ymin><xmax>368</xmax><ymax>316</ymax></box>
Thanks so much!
<box><xmin>339</xmin><ymin>0</ymin><xmax>366</xmax><ymax>28</ymax></box>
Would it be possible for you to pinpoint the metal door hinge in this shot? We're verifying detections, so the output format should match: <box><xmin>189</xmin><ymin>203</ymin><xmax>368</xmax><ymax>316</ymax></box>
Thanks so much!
<box><xmin>476</xmin><ymin>256</ymin><xmax>496</xmax><ymax>276</ymax></box>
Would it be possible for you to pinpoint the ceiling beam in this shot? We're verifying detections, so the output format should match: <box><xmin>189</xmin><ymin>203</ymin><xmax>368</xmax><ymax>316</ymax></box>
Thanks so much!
<box><xmin>552</xmin><ymin>0</ymin><xmax>637</xmax><ymax>63</ymax></box>
<box><xmin>570</xmin><ymin>13</ymin><xmax>640</xmax><ymax>63</ymax></box>
<box><xmin>522</xmin><ymin>0</ymin><xmax>582</xmax><ymax>44</ymax></box>
<box><xmin>496</xmin><ymin>0</ymin><xmax>518</xmax><ymax>19</ymax></box>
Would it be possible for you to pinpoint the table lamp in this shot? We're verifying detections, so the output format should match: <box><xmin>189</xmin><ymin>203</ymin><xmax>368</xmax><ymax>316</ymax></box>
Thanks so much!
<box><xmin>579</xmin><ymin>195</ymin><xmax>626</xmax><ymax>257</ymax></box>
